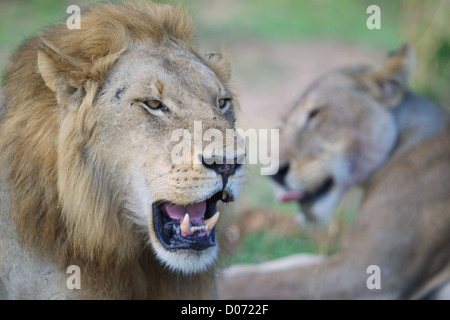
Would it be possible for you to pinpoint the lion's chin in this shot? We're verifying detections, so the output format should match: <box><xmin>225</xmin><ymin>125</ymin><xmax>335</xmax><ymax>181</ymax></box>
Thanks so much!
<box><xmin>152</xmin><ymin>245</ymin><xmax>218</xmax><ymax>275</ymax></box>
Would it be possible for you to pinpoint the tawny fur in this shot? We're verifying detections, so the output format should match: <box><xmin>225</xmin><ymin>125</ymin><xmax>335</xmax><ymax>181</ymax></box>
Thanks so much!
<box><xmin>0</xmin><ymin>1</ymin><xmax>241</xmax><ymax>299</ymax></box>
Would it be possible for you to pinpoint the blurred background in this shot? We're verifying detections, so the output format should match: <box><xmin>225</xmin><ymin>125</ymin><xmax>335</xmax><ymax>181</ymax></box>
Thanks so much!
<box><xmin>1</xmin><ymin>0</ymin><xmax>449</xmax><ymax>266</ymax></box>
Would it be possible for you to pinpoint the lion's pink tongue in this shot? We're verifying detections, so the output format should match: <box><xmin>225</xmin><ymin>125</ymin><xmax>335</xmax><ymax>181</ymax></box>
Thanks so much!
<box><xmin>163</xmin><ymin>201</ymin><xmax>206</xmax><ymax>221</ymax></box>
<box><xmin>278</xmin><ymin>191</ymin><xmax>306</xmax><ymax>203</ymax></box>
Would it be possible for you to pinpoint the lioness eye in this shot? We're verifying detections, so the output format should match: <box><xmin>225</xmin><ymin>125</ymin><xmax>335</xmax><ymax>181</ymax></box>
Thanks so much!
<box><xmin>307</xmin><ymin>107</ymin><xmax>321</xmax><ymax>122</ymax></box>
<box><xmin>218</xmin><ymin>98</ymin><xmax>231</xmax><ymax>110</ymax></box>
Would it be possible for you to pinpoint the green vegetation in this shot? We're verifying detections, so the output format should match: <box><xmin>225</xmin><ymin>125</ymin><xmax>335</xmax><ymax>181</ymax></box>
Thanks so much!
<box><xmin>229</xmin><ymin>231</ymin><xmax>318</xmax><ymax>264</ymax></box>
<box><xmin>241</xmin><ymin>165</ymin><xmax>297</xmax><ymax>215</ymax></box>
<box><xmin>0</xmin><ymin>0</ymin><xmax>69</xmax><ymax>50</ymax></box>
<box><xmin>194</xmin><ymin>0</ymin><xmax>402</xmax><ymax>48</ymax></box>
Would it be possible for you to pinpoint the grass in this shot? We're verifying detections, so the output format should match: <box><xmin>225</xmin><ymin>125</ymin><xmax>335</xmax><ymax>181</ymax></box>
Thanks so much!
<box><xmin>225</xmin><ymin>163</ymin><xmax>362</xmax><ymax>265</ymax></box>
<box><xmin>191</xmin><ymin>0</ymin><xmax>402</xmax><ymax>50</ymax></box>
<box><xmin>0</xmin><ymin>0</ymin><xmax>70</xmax><ymax>50</ymax></box>
<box><xmin>0</xmin><ymin>0</ymin><xmax>403</xmax><ymax>74</ymax></box>
<box><xmin>241</xmin><ymin>165</ymin><xmax>298</xmax><ymax>215</ymax></box>
<box><xmin>229</xmin><ymin>231</ymin><xmax>318</xmax><ymax>264</ymax></box>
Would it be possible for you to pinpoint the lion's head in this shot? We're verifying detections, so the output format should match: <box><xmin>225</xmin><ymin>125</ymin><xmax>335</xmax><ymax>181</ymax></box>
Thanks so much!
<box><xmin>273</xmin><ymin>45</ymin><xmax>413</xmax><ymax>224</ymax></box>
<box><xmin>0</xmin><ymin>1</ymin><xmax>245</xmax><ymax>283</ymax></box>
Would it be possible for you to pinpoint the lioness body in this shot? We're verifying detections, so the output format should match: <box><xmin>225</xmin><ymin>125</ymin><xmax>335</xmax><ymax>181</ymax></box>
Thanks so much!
<box><xmin>218</xmin><ymin>46</ymin><xmax>450</xmax><ymax>299</ymax></box>
<box><xmin>0</xmin><ymin>2</ymin><xmax>245</xmax><ymax>299</ymax></box>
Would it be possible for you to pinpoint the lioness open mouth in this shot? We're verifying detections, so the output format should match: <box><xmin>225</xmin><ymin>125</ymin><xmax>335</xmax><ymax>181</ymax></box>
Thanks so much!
<box><xmin>279</xmin><ymin>178</ymin><xmax>334</xmax><ymax>205</ymax></box>
<box><xmin>153</xmin><ymin>191</ymin><xmax>230</xmax><ymax>251</ymax></box>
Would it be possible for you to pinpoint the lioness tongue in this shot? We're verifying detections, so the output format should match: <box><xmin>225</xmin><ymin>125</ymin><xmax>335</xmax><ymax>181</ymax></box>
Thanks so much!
<box><xmin>163</xmin><ymin>201</ymin><xmax>206</xmax><ymax>222</ymax></box>
<box><xmin>278</xmin><ymin>191</ymin><xmax>305</xmax><ymax>203</ymax></box>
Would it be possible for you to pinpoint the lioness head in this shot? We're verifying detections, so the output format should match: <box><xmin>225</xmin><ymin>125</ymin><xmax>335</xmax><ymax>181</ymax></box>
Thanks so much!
<box><xmin>274</xmin><ymin>45</ymin><xmax>413</xmax><ymax>223</ymax></box>
<box><xmin>34</xmin><ymin>3</ymin><xmax>245</xmax><ymax>274</ymax></box>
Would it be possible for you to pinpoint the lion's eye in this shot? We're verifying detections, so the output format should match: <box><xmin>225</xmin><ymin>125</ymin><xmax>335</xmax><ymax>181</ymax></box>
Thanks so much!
<box><xmin>139</xmin><ymin>99</ymin><xmax>170</xmax><ymax>114</ymax></box>
<box><xmin>145</xmin><ymin>100</ymin><xmax>162</xmax><ymax>109</ymax></box>
<box><xmin>218</xmin><ymin>98</ymin><xmax>231</xmax><ymax>111</ymax></box>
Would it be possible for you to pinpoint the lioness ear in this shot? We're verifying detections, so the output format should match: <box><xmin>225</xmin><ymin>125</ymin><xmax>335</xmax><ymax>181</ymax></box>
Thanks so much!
<box><xmin>369</xmin><ymin>43</ymin><xmax>415</xmax><ymax>107</ymax></box>
<box><xmin>204</xmin><ymin>52</ymin><xmax>232</xmax><ymax>84</ymax></box>
<box><xmin>37</xmin><ymin>40</ymin><xmax>86</xmax><ymax>108</ymax></box>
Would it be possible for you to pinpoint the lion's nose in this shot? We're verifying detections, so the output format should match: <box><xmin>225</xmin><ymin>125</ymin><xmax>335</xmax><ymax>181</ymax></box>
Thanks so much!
<box><xmin>201</xmin><ymin>154</ymin><xmax>244</xmax><ymax>189</ymax></box>
<box><xmin>201</xmin><ymin>155</ymin><xmax>241</xmax><ymax>178</ymax></box>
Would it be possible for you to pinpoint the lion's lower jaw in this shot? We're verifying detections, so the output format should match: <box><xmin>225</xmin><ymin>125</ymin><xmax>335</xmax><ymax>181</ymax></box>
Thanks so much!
<box><xmin>152</xmin><ymin>244</ymin><xmax>218</xmax><ymax>275</ymax></box>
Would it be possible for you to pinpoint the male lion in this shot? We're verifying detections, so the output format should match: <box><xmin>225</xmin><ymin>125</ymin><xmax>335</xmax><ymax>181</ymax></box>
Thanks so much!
<box><xmin>218</xmin><ymin>45</ymin><xmax>450</xmax><ymax>299</ymax></box>
<box><xmin>0</xmin><ymin>2</ymin><xmax>245</xmax><ymax>299</ymax></box>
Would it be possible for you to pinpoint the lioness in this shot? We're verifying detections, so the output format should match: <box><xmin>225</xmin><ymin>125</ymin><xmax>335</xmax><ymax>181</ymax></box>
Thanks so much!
<box><xmin>218</xmin><ymin>45</ymin><xmax>450</xmax><ymax>299</ymax></box>
<box><xmin>0</xmin><ymin>2</ymin><xmax>245</xmax><ymax>299</ymax></box>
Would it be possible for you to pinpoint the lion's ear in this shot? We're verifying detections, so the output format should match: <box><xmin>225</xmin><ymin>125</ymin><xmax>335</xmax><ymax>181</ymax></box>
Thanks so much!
<box><xmin>37</xmin><ymin>50</ymin><xmax>58</xmax><ymax>92</ymax></box>
<box><xmin>37</xmin><ymin>40</ymin><xmax>86</xmax><ymax>108</ymax></box>
<box><xmin>204</xmin><ymin>52</ymin><xmax>232</xmax><ymax>84</ymax></box>
<box><xmin>369</xmin><ymin>43</ymin><xmax>415</xmax><ymax>108</ymax></box>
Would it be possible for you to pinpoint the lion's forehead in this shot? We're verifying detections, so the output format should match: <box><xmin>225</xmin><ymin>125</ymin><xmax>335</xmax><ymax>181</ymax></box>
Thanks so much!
<box><xmin>105</xmin><ymin>44</ymin><xmax>221</xmax><ymax>102</ymax></box>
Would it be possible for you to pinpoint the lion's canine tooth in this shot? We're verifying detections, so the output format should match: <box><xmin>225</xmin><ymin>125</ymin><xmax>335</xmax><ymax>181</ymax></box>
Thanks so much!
<box><xmin>181</xmin><ymin>213</ymin><xmax>190</xmax><ymax>235</ymax></box>
<box><xmin>204</xmin><ymin>211</ymin><xmax>220</xmax><ymax>231</ymax></box>
<box><xmin>222</xmin><ymin>191</ymin><xmax>228</xmax><ymax>201</ymax></box>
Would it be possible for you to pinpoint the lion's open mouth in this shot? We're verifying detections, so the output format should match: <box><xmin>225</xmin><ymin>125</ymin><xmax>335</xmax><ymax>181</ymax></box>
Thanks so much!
<box><xmin>152</xmin><ymin>191</ymin><xmax>230</xmax><ymax>251</ymax></box>
<box><xmin>279</xmin><ymin>178</ymin><xmax>334</xmax><ymax>205</ymax></box>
